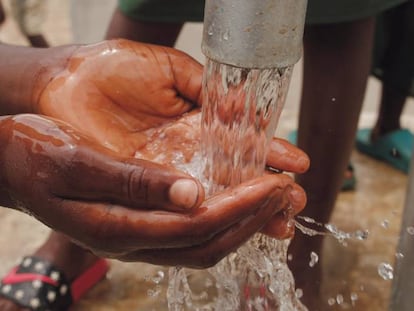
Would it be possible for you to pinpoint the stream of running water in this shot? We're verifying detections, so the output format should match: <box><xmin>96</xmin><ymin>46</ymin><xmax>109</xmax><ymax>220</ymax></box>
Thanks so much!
<box><xmin>165</xmin><ymin>58</ymin><xmax>306</xmax><ymax>311</ymax></box>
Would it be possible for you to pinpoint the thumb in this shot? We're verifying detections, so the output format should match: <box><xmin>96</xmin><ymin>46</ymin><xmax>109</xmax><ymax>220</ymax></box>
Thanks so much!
<box><xmin>54</xmin><ymin>147</ymin><xmax>205</xmax><ymax>212</ymax></box>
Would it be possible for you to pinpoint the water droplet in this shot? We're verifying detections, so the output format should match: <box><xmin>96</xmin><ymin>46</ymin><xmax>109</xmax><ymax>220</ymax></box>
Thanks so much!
<box><xmin>350</xmin><ymin>292</ymin><xmax>358</xmax><ymax>306</ymax></box>
<box><xmin>309</xmin><ymin>252</ymin><xmax>319</xmax><ymax>267</ymax></box>
<box><xmin>207</xmin><ymin>25</ymin><xmax>214</xmax><ymax>36</ymax></box>
<box><xmin>147</xmin><ymin>286</ymin><xmax>162</xmax><ymax>297</ymax></box>
<box><xmin>355</xmin><ymin>229</ymin><xmax>369</xmax><ymax>240</ymax></box>
<box><xmin>295</xmin><ymin>288</ymin><xmax>303</xmax><ymax>298</ymax></box>
<box><xmin>287</xmin><ymin>254</ymin><xmax>293</xmax><ymax>261</ymax></box>
<box><xmin>151</xmin><ymin>270</ymin><xmax>165</xmax><ymax>284</ymax></box>
<box><xmin>378</xmin><ymin>262</ymin><xmax>394</xmax><ymax>280</ymax></box>
<box><xmin>336</xmin><ymin>294</ymin><xmax>344</xmax><ymax>304</ymax></box>
<box><xmin>406</xmin><ymin>226</ymin><xmax>414</xmax><ymax>235</ymax></box>
<box><xmin>300</xmin><ymin>216</ymin><xmax>317</xmax><ymax>224</ymax></box>
<box><xmin>328</xmin><ymin>297</ymin><xmax>336</xmax><ymax>306</ymax></box>
<box><xmin>395</xmin><ymin>252</ymin><xmax>404</xmax><ymax>259</ymax></box>
<box><xmin>381</xmin><ymin>219</ymin><xmax>390</xmax><ymax>229</ymax></box>
<box><xmin>222</xmin><ymin>30</ymin><xmax>230</xmax><ymax>41</ymax></box>
<box><xmin>331</xmin><ymin>97</ymin><xmax>336</xmax><ymax>102</ymax></box>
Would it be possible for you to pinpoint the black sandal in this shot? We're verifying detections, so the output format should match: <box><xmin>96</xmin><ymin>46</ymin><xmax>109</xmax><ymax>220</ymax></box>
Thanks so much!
<box><xmin>0</xmin><ymin>256</ymin><xmax>109</xmax><ymax>311</ymax></box>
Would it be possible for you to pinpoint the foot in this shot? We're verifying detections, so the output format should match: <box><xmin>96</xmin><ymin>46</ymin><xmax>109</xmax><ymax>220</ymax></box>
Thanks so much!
<box><xmin>0</xmin><ymin>232</ymin><xmax>102</xmax><ymax>311</ymax></box>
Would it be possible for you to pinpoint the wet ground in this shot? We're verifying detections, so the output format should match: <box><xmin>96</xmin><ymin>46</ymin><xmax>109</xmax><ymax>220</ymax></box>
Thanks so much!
<box><xmin>0</xmin><ymin>0</ymin><xmax>413</xmax><ymax>310</ymax></box>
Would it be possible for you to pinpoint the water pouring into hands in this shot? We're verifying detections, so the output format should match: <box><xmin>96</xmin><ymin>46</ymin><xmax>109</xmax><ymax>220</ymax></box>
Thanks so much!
<box><xmin>31</xmin><ymin>39</ymin><xmax>308</xmax><ymax>265</ymax></box>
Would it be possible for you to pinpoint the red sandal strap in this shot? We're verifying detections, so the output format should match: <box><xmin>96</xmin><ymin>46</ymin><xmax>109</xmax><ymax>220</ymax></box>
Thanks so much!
<box><xmin>71</xmin><ymin>259</ymin><xmax>109</xmax><ymax>302</ymax></box>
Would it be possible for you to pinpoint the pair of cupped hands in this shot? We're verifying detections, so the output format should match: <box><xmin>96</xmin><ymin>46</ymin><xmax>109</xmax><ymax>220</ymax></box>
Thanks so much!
<box><xmin>0</xmin><ymin>39</ymin><xmax>309</xmax><ymax>268</ymax></box>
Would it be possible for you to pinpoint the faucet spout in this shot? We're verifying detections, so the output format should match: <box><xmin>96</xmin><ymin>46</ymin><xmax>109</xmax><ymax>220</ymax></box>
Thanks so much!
<box><xmin>202</xmin><ymin>0</ymin><xmax>308</xmax><ymax>69</ymax></box>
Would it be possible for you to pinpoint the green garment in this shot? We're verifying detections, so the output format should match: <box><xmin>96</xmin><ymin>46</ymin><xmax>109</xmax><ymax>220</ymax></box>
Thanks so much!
<box><xmin>119</xmin><ymin>0</ymin><xmax>407</xmax><ymax>24</ymax></box>
<box><xmin>118</xmin><ymin>0</ymin><xmax>413</xmax><ymax>97</ymax></box>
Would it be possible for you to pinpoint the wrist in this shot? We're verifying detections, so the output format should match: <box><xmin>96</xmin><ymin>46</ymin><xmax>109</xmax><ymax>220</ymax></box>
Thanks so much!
<box><xmin>0</xmin><ymin>44</ymin><xmax>80</xmax><ymax>114</ymax></box>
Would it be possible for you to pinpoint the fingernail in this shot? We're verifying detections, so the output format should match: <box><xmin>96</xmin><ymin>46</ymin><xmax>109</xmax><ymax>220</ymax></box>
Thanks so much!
<box><xmin>270</xmin><ymin>140</ymin><xmax>288</xmax><ymax>154</ymax></box>
<box><xmin>297</xmin><ymin>156</ymin><xmax>310</xmax><ymax>172</ymax></box>
<box><xmin>169</xmin><ymin>179</ymin><xmax>199</xmax><ymax>209</ymax></box>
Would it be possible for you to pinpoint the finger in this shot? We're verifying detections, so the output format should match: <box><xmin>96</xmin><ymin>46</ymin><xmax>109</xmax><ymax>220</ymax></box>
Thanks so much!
<box><xmin>120</xmin><ymin>184</ymin><xmax>292</xmax><ymax>268</ymax></box>
<box><xmin>57</xmin><ymin>174</ymin><xmax>295</xmax><ymax>254</ymax></box>
<box><xmin>55</xmin><ymin>145</ymin><xmax>205</xmax><ymax>212</ymax></box>
<box><xmin>260</xmin><ymin>211</ymin><xmax>296</xmax><ymax>240</ymax></box>
<box><xmin>261</xmin><ymin>183</ymin><xmax>307</xmax><ymax>239</ymax></box>
<box><xmin>266</xmin><ymin>138</ymin><xmax>310</xmax><ymax>173</ymax></box>
<box><xmin>160</xmin><ymin>46</ymin><xmax>204</xmax><ymax>106</ymax></box>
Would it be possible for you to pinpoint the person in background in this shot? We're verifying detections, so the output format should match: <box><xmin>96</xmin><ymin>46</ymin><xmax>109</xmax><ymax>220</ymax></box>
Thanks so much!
<box><xmin>105</xmin><ymin>0</ymin><xmax>409</xmax><ymax>308</ymax></box>
<box><xmin>0</xmin><ymin>0</ymin><xmax>49</xmax><ymax>47</ymax></box>
<box><xmin>0</xmin><ymin>1</ymin><xmax>4</xmax><ymax>24</ymax></box>
<box><xmin>0</xmin><ymin>38</ymin><xmax>308</xmax><ymax>310</ymax></box>
<box><xmin>356</xmin><ymin>1</ymin><xmax>414</xmax><ymax>174</ymax></box>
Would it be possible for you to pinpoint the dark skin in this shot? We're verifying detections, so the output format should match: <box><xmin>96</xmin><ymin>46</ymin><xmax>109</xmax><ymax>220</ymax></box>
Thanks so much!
<box><xmin>0</xmin><ymin>39</ymin><xmax>309</xmax><ymax>310</ymax></box>
<box><xmin>371</xmin><ymin>1</ymin><xmax>414</xmax><ymax>141</ymax></box>
<box><xmin>0</xmin><ymin>113</ymin><xmax>305</xmax><ymax>265</ymax></box>
<box><xmin>0</xmin><ymin>1</ymin><xmax>4</xmax><ymax>25</ymax></box>
<box><xmin>105</xmin><ymin>4</ymin><xmax>414</xmax><ymax>308</ymax></box>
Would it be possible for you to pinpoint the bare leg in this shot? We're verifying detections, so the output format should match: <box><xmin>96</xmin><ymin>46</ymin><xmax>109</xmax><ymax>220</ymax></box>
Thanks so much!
<box><xmin>289</xmin><ymin>17</ymin><xmax>376</xmax><ymax>309</ymax></box>
<box><xmin>372</xmin><ymin>84</ymin><xmax>406</xmax><ymax>140</ymax></box>
<box><xmin>0</xmin><ymin>0</ymin><xmax>5</xmax><ymax>25</ymax></box>
<box><xmin>372</xmin><ymin>2</ymin><xmax>414</xmax><ymax>141</ymax></box>
<box><xmin>105</xmin><ymin>8</ymin><xmax>183</xmax><ymax>46</ymax></box>
<box><xmin>0</xmin><ymin>232</ymin><xmax>100</xmax><ymax>311</ymax></box>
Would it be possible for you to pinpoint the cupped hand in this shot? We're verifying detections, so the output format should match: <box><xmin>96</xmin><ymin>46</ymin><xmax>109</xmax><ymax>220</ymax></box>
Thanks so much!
<box><xmin>0</xmin><ymin>114</ymin><xmax>305</xmax><ymax>267</ymax></box>
<box><xmin>31</xmin><ymin>39</ymin><xmax>309</xmax><ymax>262</ymax></box>
<box><xmin>37</xmin><ymin>39</ymin><xmax>203</xmax><ymax>156</ymax></box>
<box><xmin>131</xmin><ymin>111</ymin><xmax>309</xmax><ymax>241</ymax></box>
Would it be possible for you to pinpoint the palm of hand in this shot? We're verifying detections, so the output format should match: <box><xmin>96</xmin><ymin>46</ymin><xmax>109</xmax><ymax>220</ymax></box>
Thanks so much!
<box><xmin>37</xmin><ymin>39</ymin><xmax>203</xmax><ymax>156</ymax></box>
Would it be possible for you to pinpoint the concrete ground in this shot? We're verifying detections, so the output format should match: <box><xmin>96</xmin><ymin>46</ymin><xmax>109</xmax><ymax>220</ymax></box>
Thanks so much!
<box><xmin>0</xmin><ymin>0</ymin><xmax>413</xmax><ymax>310</ymax></box>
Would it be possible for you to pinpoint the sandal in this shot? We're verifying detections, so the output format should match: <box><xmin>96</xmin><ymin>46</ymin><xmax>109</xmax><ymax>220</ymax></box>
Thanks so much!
<box><xmin>356</xmin><ymin>128</ymin><xmax>413</xmax><ymax>174</ymax></box>
<box><xmin>0</xmin><ymin>256</ymin><xmax>109</xmax><ymax>311</ymax></box>
<box><xmin>287</xmin><ymin>130</ymin><xmax>356</xmax><ymax>191</ymax></box>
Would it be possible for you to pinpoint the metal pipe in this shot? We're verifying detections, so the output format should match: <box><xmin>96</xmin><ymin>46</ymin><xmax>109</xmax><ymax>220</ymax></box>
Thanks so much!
<box><xmin>201</xmin><ymin>0</ymin><xmax>308</xmax><ymax>69</ymax></box>
<box><xmin>389</xmin><ymin>151</ymin><xmax>414</xmax><ymax>311</ymax></box>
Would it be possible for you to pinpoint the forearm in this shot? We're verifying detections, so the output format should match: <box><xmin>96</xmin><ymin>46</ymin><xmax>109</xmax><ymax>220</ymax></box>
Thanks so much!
<box><xmin>0</xmin><ymin>44</ymin><xmax>79</xmax><ymax>115</ymax></box>
<box><xmin>0</xmin><ymin>115</ymin><xmax>15</xmax><ymax>209</ymax></box>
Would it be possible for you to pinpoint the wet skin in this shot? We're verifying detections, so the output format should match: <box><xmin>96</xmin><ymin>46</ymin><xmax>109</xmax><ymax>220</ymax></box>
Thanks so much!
<box><xmin>38</xmin><ymin>39</ymin><xmax>309</xmax><ymax>241</ymax></box>
<box><xmin>0</xmin><ymin>39</ymin><xmax>309</xmax><ymax>311</ymax></box>
<box><xmin>0</xmin><ymin>39</ymin><xmax>309</xmax><ymax>267</ymax></box>
<box><xmin>0</xmin><ymin>113</ymin><xmax>307</xmax><ymax>267</ymax></box>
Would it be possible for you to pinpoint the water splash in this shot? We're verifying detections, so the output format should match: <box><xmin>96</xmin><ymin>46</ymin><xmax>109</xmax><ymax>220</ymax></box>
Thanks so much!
<box><xmin>166</xmin><ymin>58</ymin><xmax>305</xmax><ymax>310</ymax></box>
<box><xmin>309</xmin><ymin>252</ymin><xmax>319</xmax><ymax>268</ymax></box>
<box><xmin>336</xmin><ymin>294</ymin><xmax>344</xmax><ymax>305</ymax></box>
<box><xmin>377</xmin><ymin>262</ymin><xmax>394</xmax><ymax>280</ymax></box>
<box><xmin>350</xmin><ymin>292</ymin><xmax>358</xmax><ymax>306</ymax></box>
<box><xmin>406</xmin><ymin>226</ymin><xmax>414</xmax><ymax>235</ymax></box>
<box><xmin>295</xmin><ymin>216</ymin><xmax>369</xmax><ymax>245</ymax></box>
<box><xmin>395</xmin><ymin>252</ymin><xmax>404</xmax><ymax>259</ymax></box>
<box><xmin>381</xmin><ymin>219</ymin><xmax>390</xmax><ymax>229</ymax></box>
<box><xmin>327</xmin><ymin>297</ymin><xmax>336</xmax><ymax>306</ymax></box>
